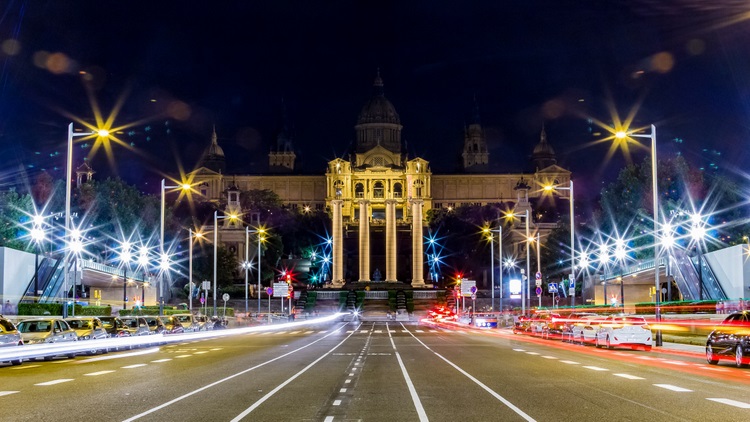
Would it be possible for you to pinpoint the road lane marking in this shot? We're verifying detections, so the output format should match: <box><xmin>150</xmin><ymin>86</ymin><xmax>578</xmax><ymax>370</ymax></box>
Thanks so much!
<box><xmin>151</xmin><ymin>359</ymin><xmax>172</xmax><ymax>363</ymax></box>
<box><xmin>175</xmin><ymin>355</ymin><xmax>191</xmax><ymax>358</ymax></box>
<box><xmin>541</xmin><ymin>356</ymin><xmax>557</xmax><ymax>359</ymax></box>
<box><xmin>415</xmin><ymin>330</ymin><xmax>424</xmax><ymax>333</ymax></box>
<box><xmin>560</xmin><ymin>360</ymin><xmax>580</xmax><ymax>365</ymax></box>
<box><xmin>345</xmin><ymin>379</ymin><xmax>351</xmax><ymax>384</ymax></box>
<box><xmin>289</xmin><ymin>331</ymin><xmax>300</xmax><ymax>334</ymax></box>
<box><xmin>194</xmin><ymin>351</ymin><xmax>209</xmax><ymax>354</ymax></box>
<box><xmin>333</xmin><ymin>400</ymin><xmax>342</xmax><ymax>406</ymax></box>
<box><xmin>122</xmin><ymin>364</ymin><xmax>148</xmax><ymax>369</ymax></box>
<box><xmin>0</xmin><ymin>391</ymin><xmax>19</xmax><ymax>397</ymax></box>
<box><xmin>614</xmin><ymin>373</ymin><xmax>644</xmax><ymax>380</ymax></box>
<box><xmin>85</xmin><ymin>370</ymin><xmax>116</xmax><ymax>376</ymax></box>
<box><xmin>35</xmin><ymin>379</ymin><xmax>73</xmax><ymax>386</ymax></box>
<box><xmin>513</xmin><ymin>349</ymin><xmax>526</xmax><ymax>352</ymax></box>
<box><xmin>80</xmin><ymin>347</ymin><xmax>160</xmax><ymax>363</ymax></box>
<box><xmin>374</xmin><ymin>330</ymin><xmax>383</xmax><ymax>333</ymax></box>
<box><xmin>662</xmin><ymin>360</ymin><xmax>688</xmax><ymax>366</ymax></box>
<box><xmin>122</xmin><ymin>322</ymin><xmax>353</xmax><ymax>422</ymax></box>
<box><xmin>210</xmin><ymin>348</ymin><xmax>223</xmax><ymax>351</ymax></box>
<box><xmin>10</xmin><ymin>364</ymin><xmax>41</xmax><ymax>370</ymax></box>
<box><xmin>339</xmin><ymin>388</ymin><xmax>347</xmax><ymax>393</ymax></box>
<box><xmin>387</xmin><ymin>323</ymin><xmax>428</xmax><ymax>422</ymax></box>
<box><xmin>706</xmin><ymin>398</ymin><xmax>750</xmax><ymax>409</ymax></box>
<box><xmin>404</xmin><ymin>326</ymin><xmax>535</xmax><ymax>421</ymax></box>
<box><xmin>614</xmin><ymin>352</ymin><xmax>631</xmax><ymax>356</ymax></box>
<box><xmin>654</xmin><ymin>384</ymin><xmax>692</xmax><ymax>392</ymax></box>
<box><xmin>583</xmin><ymin>366</ymin><xmax>608</xmax><ymax>371</ymax></box>
<box><xmin>324</xmin><ymin>417</ymin><xmax>334</xmax><ymax>422</ymax></box>
<box><xmin>360</xmin><ymin>330</ymin><xmax>369</xmax><ymax>333</ymax></box>
<box><xmin>525</xmin><ymin>352</ymin><xmax>540</xmax><ymax>355</ymax></box>
<box><xmin>698</xmin><ymin>366</ymin><xmax>730</xmax><ymax>372</ymax></box>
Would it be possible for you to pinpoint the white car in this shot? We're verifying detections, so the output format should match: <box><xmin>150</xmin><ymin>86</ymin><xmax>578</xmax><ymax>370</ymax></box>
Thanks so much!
<box><xmin>595</xmin><ymin>315</ymin><xmax>652</xmax><ymax>351</ymax></box>
<box><xmin>570</xmin><ymin>314</ymin><xmax>602</xmax><ymax>345</ymax></box>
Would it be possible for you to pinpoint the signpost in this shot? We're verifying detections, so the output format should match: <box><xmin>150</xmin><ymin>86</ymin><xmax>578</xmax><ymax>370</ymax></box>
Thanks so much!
<box><xmin>222</xmin><ymin>293</ymin><xmax>229</xmax><ymax>317</ymax></box>
<box><xmin>549</xmin><ymin>283</ymin><xmax>558</xmax><ymax>309</ymax></box>
<box><xmin>266</xmin><ymin>287</ymin><xmax>273</xmax><ymax>316</ymax></box>
<box><xmin>535</xmin><ymin>272</ymin><xmax>542</xmax><ymax>307</ymax></box>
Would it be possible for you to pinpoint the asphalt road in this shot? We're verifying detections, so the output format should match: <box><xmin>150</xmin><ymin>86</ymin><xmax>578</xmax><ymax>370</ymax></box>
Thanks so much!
<box><xmin>2</xmin><ymin>319</ymin><xmax>749</xmax><ymax>422</ymax></box>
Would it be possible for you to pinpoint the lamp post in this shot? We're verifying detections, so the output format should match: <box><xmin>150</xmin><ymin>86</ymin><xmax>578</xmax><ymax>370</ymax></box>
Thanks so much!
<box><xmin>30</xmin><ymin>215</ymin><xmax>46</xmax><ymax>303</ymax></box>
<box><xmin>244</xmin><ymin>226</ymin><xmax>250</xmax><ymax>316</ymax></box>
<box><xmin>66</xmin><ymin>228</ymin><xmax>84</xmax><ymax>316</ymax></box>
<box><xmin>257</xmin><ymin>228</ymin><xmax>265</xmax><ymax>315</ymax></box>
<box><xmin>120</xmin><ymin>242</ymin><xmax>132</xmax><ymax>311</ymax></box>
<box><xmin>137</xmin><ymin>245</ymin><xmax>150</xmax><ymax>308</ymax></box>
<box><xmin>64</xmin><ymin>124</ymin><xmax>108</xmax><ymax>316</ymax></box>
<box><xmin>212</xmin><ymin>210</ymin><xmax>238</xmax><ymax>316</ymax></box>
<box><xmin>544</xmin><ymin>180</ymin><xmax>576</xmax><ymax>306</ymax></box>
<box><xmin>160</xmin><ymin>179</ymin><xmax>191</xmax><ymax>315</ymax></box>
<box><xmin>615</xmin><ymin>124</ymin><xmax>661</xmax><ymax>346</ymax></box>
<box><xmin>483</xmin><ymin>225</ymin><xmax>502</xmax><ymax>312</ymax></box>
<box><xmin>597</xmin><ymin>242</ymin><xmax>611</xmax><ymax>306</ymax></box>
<box><xmin>614</xmin><ymin>238</ymin><xmax>627</xmax><ymax>309</ymax></box>
<box><xmin>690</xmin><ymin>213</ymin><xmax>707</xmax><ymax>301</ymax></box>
<box><xmin>189</xmin><ymin>229</ymin><xmax>205</xmax><ymax>315</ymax></box>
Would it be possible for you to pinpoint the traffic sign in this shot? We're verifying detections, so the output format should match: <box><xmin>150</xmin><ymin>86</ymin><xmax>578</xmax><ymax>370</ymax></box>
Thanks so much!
<box><xmin>460</xmin><ymin>280</ymin><xmax>477</xmax><ymax>297</ymax></box>
<box><xmin>535</xmin><ymin>271</ymin><xmax>542</xmax><ymax>280</ymax></box>
<box><xmin>535</xmin><ymin>280</ymin><xmax>542</xmax><ymax>287</ymax></box>
<box><xmin>266</xmin><ymin>287</ymin><xmax>273</xmax><ymax>295</ymax></box>
<box><xmin>535</xmin><ymin>286</ymin><xmax>542</xmax><ymax>295</ymax></box>
<box><xmin>471</xmin><ymin>293</ymin><xmax>476</xmax><ymax>300</ymax></box>
<box><xmin>202</xmin><ymin>280</ymin><xmax>211</xmax><ymax>290</ymax></box>
<box><xmin>273</xmin><ymin>282</ymin><xmax>289</xmax><ymax>298</ymax></box>
<box><xmin>548</xmin><ymin>283</ymin><xmax>558</xmax><ymax>293</ymax></box>
<box><xmin>222</xmin><ymin>293</ymin><xmax>230</xmax><ymax>302</ymax></box>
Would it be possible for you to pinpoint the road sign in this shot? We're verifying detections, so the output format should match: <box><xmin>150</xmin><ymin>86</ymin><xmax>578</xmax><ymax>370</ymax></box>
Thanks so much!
<box><xmin>548</xmin><ymin>283</ymin><xmax>558</xmax><ymax>293</ymax></box>
<box><xmin>202</xmin><ymin>280</ymin><xmax>211</xmax><ymax>290</ymax></box>
<box><xmin>535</xmin><ymin>271</ymin><xmax>542</xmax><ymax>280</ymax></box>
<box><xmin>535</xmin><ymin>280</ymin><xmax>542</xmax><ymax>287</ymax></box>
<box><xmin>273</xmin><ymin>282</ymin><xmax>289</xmax><ymax>298</ymax></box>
<box><xmin>222</xmin><ymin>293</ymin><xmax>230</xmax><ymax>302</ymax></box>
<box><xmin>471</xmin><ymin>293</ymin><xmax>476</xmax><ymax>300</ymax></box>
<box><xmin>460</xmin><ymin>280</ymin><xmax>477</xmax><ymax>297</ymax></box>
<box><xmin>535</xmin><ymin>286</ymin><xmax>542</xmax><ymax>295</ymax></box>
<box><xmin>266</xmin><ymin>287</ymin><xmax>273</xmax><ymax>295</ymax></box>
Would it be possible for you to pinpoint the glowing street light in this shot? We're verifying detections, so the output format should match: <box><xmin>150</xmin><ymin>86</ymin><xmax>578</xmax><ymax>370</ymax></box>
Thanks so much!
<box><xmin>690</xmin><ymin>213</ymin><xmax>707</xmax><ymax>300</ymax></box>
<box><xmin>505</xmin><ymin>209</ymin><xmax>531</xmax><ymax>315</ymax></box>
<box><xmin>119</xmin><ymin>241</ymin><xmax>133</xmax><ymax>310</ymax></box>
<box><xmin>544</xmin><ymin>180</ymin><xmax>576</xmax><ymax>306</ymax></box>
<box><xmin>160</xmin><ymin>179</ymin><xmax>192</xmax><ymax>315</ymax></box>
<box><xmin>212</xmin><ymin>210</ymin><xmax>239</xmax><ymax>316</ymax></box>
<box><xmin>29</xmin><ymin>214</ymin><xmax>47</xmax><ymax>303</ymax></box>
<box><xmin>483</xmin><ymin>224</ymin><xmax>502</xmax><ymax>312</ymax></box>
<box><xmin>188</xmin><ymin>229</ymin><xmax>205</xmax><ymax>315</ymax></box>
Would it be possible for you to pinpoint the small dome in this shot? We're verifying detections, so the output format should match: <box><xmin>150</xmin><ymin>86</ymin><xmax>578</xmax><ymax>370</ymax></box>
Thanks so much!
<box><xmin>357</xmin><ymin>74</ymin><xmax>400</xmax><ymax>125</ymax></box>
<box><xmin>532</xmin><ymin>140</ymin><xmax>555</xmax><ymax>156</ymax></box>
<box><xmin>208</xmin><ymin>129</ymin><xmax>224</xmax><ymax>157</ymax></box>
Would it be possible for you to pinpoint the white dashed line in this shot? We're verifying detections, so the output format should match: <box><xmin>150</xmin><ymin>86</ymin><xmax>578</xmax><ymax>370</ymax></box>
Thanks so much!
<box><xmin>614</xmin><ymin>373</ymin><xmax>644</xmax><ymax>380</ymax></box>
<box><xmin>289</xmin><ymin>331</ymin><xmax>300</xmax><ymax>334</ymax></box>
<box><xmin>637</xmin><ymin>356</ymin><xmax>654</xmax><ymax>360</ymax></box>
<box><xmin>35</xmin><ymin>379</ymin><xmax>74</xmax><ymax>386</ymax></box>
<box><xmin>152</xmin><ymin>359</ymin><xmax>172</xmax><ymax>363</ymax></box>
<box><xmin>614</xmin><ymin>352</ymin><xmax>631</xmax><ymax>356</ymax></box>
<box><xmin>526</xmin><ymin>352</ymin><xmax>540</xmax><ymax>355</ymax></box>
<box><xmin>360</xmin><ymin>330</ymin><xmax>369</xmax><ymax>333</ymax></box>
<box><xmin>210</xmin><ymin>348</ymin><xmax>223</xmax><ymax>351</ymax></box>
<box><xmin>345</xmin><ymin>379</ymin><xmax>351</xmax><ymax>384</ymax></box>
<box><xmin>333</xmin><ymin>400</ymin><xmax>342</xmax><ymax>406</ymax></box>
<box><xmin>122</xmin><ymin>364</ymin><xmax>148</xmax><ymax>369</ymax></box>
<box><xmin>541</xmin><ymin>356</ymin><xmax>558</xmax><ymax>360</ymax></box>
<box><xmin>699</xmin><ymin>366</ymin><xmax>730</xmax><ymax>372</ymax></box>
<box><xmin>85</xmin><ymin>370</ymin><xmax>115</xmax><ymax>376</ymax></box>
<box><xmin>415</xmin><ymin>330</ymin><xmax>424</xmax><ymax>333</ymax></box>
<box><xmin>706</xmin><ymin>398</ymin><xmax>750</xmax><ymax>409</ymax></box>
<box><xmin>654</xmin><ymin>384</ymin><xmax>692</xmax><ymax>392</ymax></box>
<box><xmin>374</xmin><ymin>330</ymin><xmax>383</xmax><ymax>333</ymax></box>
<box><xmin>583</xmin><ymin>366</ymin><xmax>608</xmax><ymax>371</ymax></box>
<box><xmin>560</xmin><ymin>360</ymin><xmax>580</xmax><ymax>365</ymax></box>
<box><xmin>324</xmin><ymin>417</ymin><xmax>334</xmax><ymax>422</ymax></box>
<box><xmin>175</xmin><ymin>355</ymin><xmax>191</xmax><ymax>359</ymax></box>
<box><xmin>194</xmin><ymin>351</ymin><xmax>209</xmax><ymax>354</ymax></box>
<box><xmin>430</xmin><ymin>330</ymin><xmax>438</xmax><ymax>332</ymax></box>
<box><xmin>513</xmin><ymin>349</ymin><xmax>526</xmax><ymax>352</ymax></box>
<box><xmin>340</xmin><ymin>388</ymin><xmax>347</xmax><ymax>393</ymax></box>
<box><xmin>0</xmin><ymin>391</ymin><xmax>19</xmax><ymax>397</ymax></box>
<box><xmin>662</xmin><ymin>360</ymin><xmax>688</xmax><ymax>366</ymax></box>
<box><xmin>401</xmin><ymin>330</ymin><xmax>409</xmax><ymax>333</ymax></box>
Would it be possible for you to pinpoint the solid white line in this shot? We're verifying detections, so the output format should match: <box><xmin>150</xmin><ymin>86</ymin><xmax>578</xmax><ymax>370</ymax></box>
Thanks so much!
<box><xmin>35</xmin><ymin>379</ymin><xmax>73</xmax><ymax>386</ymax></box>
<box><xmin>614</xmin><ymin>373</ymin><xmax>644</xmax><ymax>380</ymax></box>
<box><xmin>228</xmin><ymin>326</ymin><xmax>359</xmax><ymax>422</ymax></box>
<box><xmin>124</xmin><ymin>323</ymin><xmax>351</xmax><ymax>422</ymax></box>
<box><xmin>0</xmin><ymin>391</ymin><xmax>19</xmax><ymax>397</ymax></box>
<box><xmin>333</xmin><ymin>400</ymin><xmax>342</xmax><ymax>406</ymax></box>
<box><xmin>706</xmin><ymin>398</ymin><xmax>750</xmax><ymax>409</ymax></box>
<box><xmin>654</xmin><ymin>384</ymin><xmax>692</xmax><ymax>392</ymax></box>
<box><xmin>583</xmin><ymin>366</ymin><xmax>609</xmax><ymax>371</ymax></box>
<box><xmin>405</xmin><ymin>329</ymin><xmax>536</xmax><ymax>422</ymax></box>
<box><xmin>122</xmin><ymin>364</ymin><xmax>148</xmax><ymax>369</ymax></box>
<box><xmin>85</xmin><ymin>370</ymin><xmax>115</xmax><ymax>376</ymax></box>
<box><xmin>560</xmin><ymin>360</ymin><xmax>580</xmax><ymax>365</ymax></box>
<box><xmin>389</xmin><ymin>324</ymin><xmax>428</xmax><ymax>422</ymax></box>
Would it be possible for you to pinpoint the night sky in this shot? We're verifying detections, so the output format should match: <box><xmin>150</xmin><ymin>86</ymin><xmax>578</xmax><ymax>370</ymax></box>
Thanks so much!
<box><xmin>1</xmin><ymin>1</ymin><xmax>749</xmax><ymax>205</ymax></box>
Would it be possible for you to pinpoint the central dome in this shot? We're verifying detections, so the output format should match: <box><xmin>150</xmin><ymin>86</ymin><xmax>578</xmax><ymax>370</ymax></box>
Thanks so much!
<box><xmin>358</xmin><ymin>74</ymin><xmax>400</xmax><ymax>125</ymax></box>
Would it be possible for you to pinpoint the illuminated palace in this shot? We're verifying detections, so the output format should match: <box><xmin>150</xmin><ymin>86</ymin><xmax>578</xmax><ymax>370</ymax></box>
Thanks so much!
<box><xmin>189</xmin><ymin>74</ymin><xmax>571</xmax><ymax>288</ymax></box>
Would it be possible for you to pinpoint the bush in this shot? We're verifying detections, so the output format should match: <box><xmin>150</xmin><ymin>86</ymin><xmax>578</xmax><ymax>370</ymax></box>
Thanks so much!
<box><xmin>18</xmin><ymin>303</ymin><xmax>112</xmax><ymax>316</ymax></box>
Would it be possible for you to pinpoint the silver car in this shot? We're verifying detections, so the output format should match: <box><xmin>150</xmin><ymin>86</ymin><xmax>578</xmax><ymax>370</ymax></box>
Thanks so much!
<box><xmin>0</xmin><ymin>316</ymin><xmax>23</xmax><ymax>366</ymax></box>
<box><xmin>65</xmin><ymin>317</ymin><xmax>109</xmax><ymax>340</ymax></box>
<box><xmin>120</xmin><ymin>316</ymin><xmax>151</xmax><ymax>336</ymax></box>
<box><xmin>16</xmin><ymin>318</ymin><xmax>78</xmax><ymax>345</ymax></box>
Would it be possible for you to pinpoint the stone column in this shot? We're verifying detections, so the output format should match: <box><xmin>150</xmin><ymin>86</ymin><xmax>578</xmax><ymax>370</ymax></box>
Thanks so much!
<box><xmin>385</xmin><ymin>199</ymin><xmax>398</xmax><ymax>282</ymax></box>
<box><xmin>358</xmin><ymin>200</ymin><xmax>370</xmax><ymax>282</ymax></box>
<box><xmin>411</xmin><ymin>199</ymin><xmax>426</xmax><ymax>287</ymax></box>
<box><xmin>331</xmin><ymin>199</ymin><xmax>344</xmax><ymax>287</ymax></box>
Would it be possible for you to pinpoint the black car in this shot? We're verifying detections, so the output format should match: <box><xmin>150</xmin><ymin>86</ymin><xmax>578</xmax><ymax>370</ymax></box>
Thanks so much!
<box><xmin>706</xmin><ymin>311</ymin><xmax>750</xmax><ymax>368</ymax></box>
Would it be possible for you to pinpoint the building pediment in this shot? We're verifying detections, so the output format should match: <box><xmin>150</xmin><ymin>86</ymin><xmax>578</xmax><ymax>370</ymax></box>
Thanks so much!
<box><xmin>190</xmin><ymin>166</ymin><xmax>222</xmax><ymax>176</ymax></box>
<box><xmin>355</xmin><ymin>144</ymin><xmax>403</xmax><ymax>169</ymax></box>
<box><xmin>535</xmin><ymin>164</ymin><xmax>570</xmax><ymax>175</ymax></box>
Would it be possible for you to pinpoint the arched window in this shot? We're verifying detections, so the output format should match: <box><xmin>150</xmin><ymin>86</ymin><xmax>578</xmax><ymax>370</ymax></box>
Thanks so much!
<box><xmin>393</xmin><ymin>182</ymin><xmax>403</xmax><ymax>199</ymax></box>
<box><xmin>373</xmin><ymin>181</ymin><xmax>384</xmax><ymax>198</ymax></box>
<box><xmin>355</xmin><ymin>183</ymin><xmax>364</xmax><ymax>198</ymax></box>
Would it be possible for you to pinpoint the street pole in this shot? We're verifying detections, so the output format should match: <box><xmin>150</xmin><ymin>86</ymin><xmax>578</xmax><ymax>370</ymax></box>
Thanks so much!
<box><xmin>123</xmin><ymin>265</ymin><xmax>127</xmax><ymax>310</ymax></box>
<box><xmin>257</xmin><ymin>229</ymin><xmax>262</xmax><ymax>315</ymax></box>
<box><xmin>189</xmin><ymin>229</ymin><xmax>194</xmax><ymax>315</ymax></box>
<box><xmin>569</xmin><ymin>180</ymin><xmax>575</xmax><ymax>308</ymax></box>
<box><xmin>537</xmin><ymin>233</ymin><xmax>541</xmax><ymax>309</ymax></box>
<box><xmin>245</xmin><ymin>226</ymin><xmax>249</xmax><ymax>316</ymax></box>
<box><xmin>498</xmin><ymin>225</ymin><xmax>503</xmax><ymax>313</ymax></box>
<box><xmin>490</xmin><ymin>232</ymin><xmax>494</xmax><ymax>312</ymax></box>
<box><xmin>524</xmin><ymin>209</ymin><xmax>530</xmax><ymax>315</ymax></box>
<box><xmin>160</xmin><ymin>179</ymin><xmax>166</xmax><ymax>316</ymax></box>
<box><xmin>650</xmin><ymin>125</ymin><xmax>662</xmax><ymax>346</ymax></box>
<box><xmin>213</xmin><ymin>210</ymin><xmax>218</xmax><ymax>317</ymax></box>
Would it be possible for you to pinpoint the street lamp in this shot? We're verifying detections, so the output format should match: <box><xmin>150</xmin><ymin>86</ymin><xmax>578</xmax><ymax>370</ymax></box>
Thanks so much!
<box><xmin>119</xmin><ymin>241</ymin><xmax>133</xmax><ymax>311</ymax></box>
<box><xmin>136</xmin><ymin>245</ymin><xmax>150</xmax><ymax>308</ymax></box>
<box><xmin>160</xmin><ymin>179</ymin><xmax>192</xmax><ymax>315</ymax></box>
<box><xmin>189</xmin><ymin>229</ymin><xmax>204</xmax><ymax>315</ymax></box>
<box><xmin>29</xmin><ymin>214</ymin><xmax>46</xmax><ymax>303</ymax></box>
<box><xmin>505</xmin><ymin>209</ymin><xmax>531</xmax><ymax>315</ymax></box>
<box><xmin>614</xmin><ymin>124</ymin><xmax>661</xmax><ymax>346</ymax></box>
<box><xmin>483</xmin><ymin>224</ymin><xmax>502</xmax><ymax>312</ymax></box>
<box><xmin>213</xmin><ymin>210</ymin><xmax>239</xmax><ymax>316</ymax></box>
<box><xmin>544</xmin><ymin>180</ymin><xmax>576</xmax><ymax>306</ymax></box>
<box><xmin>256</xmin><ymin>228</ymin><xmax>266</xmax><ymax>315</ymax></box>
<box><xmin>613</xmin><ymin>237</ymin><xmax>627</xmax><ymax>309</ymax></box>
<box><xmin>597</xmin><ymin>241</ymin><xmax>611</xmax><ymax>306</ymax></box>
<box><xmin>690</xmin><ymin>213</ymin><xmax>707</xmax><ymax>301</ymax></box>
<box><xmin>64</xmin><ymin>123</ymin><xmax>108</xmax><ymax>316</ymax></box>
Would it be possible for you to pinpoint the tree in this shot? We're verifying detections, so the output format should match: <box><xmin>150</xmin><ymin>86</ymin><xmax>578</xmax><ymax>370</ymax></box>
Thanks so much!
<box><xmin>0</xmin><ymin>190</ymin><xmax>34</xmax><ymax>249</ymax></box>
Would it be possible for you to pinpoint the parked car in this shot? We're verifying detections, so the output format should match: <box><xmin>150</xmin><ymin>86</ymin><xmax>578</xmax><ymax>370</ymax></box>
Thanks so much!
<box><xmin>528</xmin><ymin>312</ymin><xmax>560</xmax><ymax>338</ymax></box>
<box><xmin>98</xmin><ymin>316</ymin><xmax>131</xmax><ymax>338</ymax></box>
<box><xmin>194</xmin><ymin>315</ymin><xmax>211</xmax><ymax>331</ymax></box>
<box><xmin>120</xmin><ymin>316</ymin><xmax>151</xmax><ymax>336</ymax></box>
<box><xmin>159</xmin><ymin>316</ymin><xmax>185</xmax><ymax>334</ymax></box>
<box><xmin>570</xmin><ymin>314</ymin><xmax>603</xmax><ymax>345</ymax></box>
<box><xmin>65</xmin><ymin>317</ymin><xmax>109</xmax><ymax>340</ymax></box>
<box><xmin>706</xmin><ymin>311</ymin><xmax>750</xmax><ymax>368</ymax></box>
<box><xmin>16</xmin><ymin>318</ymin><xmax>78</xmax><ymax>345</ymax></box>
<box><xmin>143</xmin><ymin>316</ymin><xmax>166</xmax><ymax>334</ymax></box>
<box><xmin>594</xmin><ymin>315</ymin><xmax>652</xmax><ymax>351</ymax></box>
<box><xmin>0</xmin><ymin>315</ymin><xmax>23</xmax><ymax>365</ymax></box>
<box><xmin>513</xmin><ymin>315</ymin><xmax>532</xmax><ymax>334</ymax></box>
<box><xmin>171</xmin><ymin>313</ymin><xmax>199</xmax><ymax>332</ymax></box>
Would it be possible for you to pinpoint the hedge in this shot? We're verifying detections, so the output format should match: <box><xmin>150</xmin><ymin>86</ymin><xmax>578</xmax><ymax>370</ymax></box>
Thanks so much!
<box><xmin>18</xmin><ymin>303</ymin><xmax>112</xmax><ymax>316</ymax></box>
